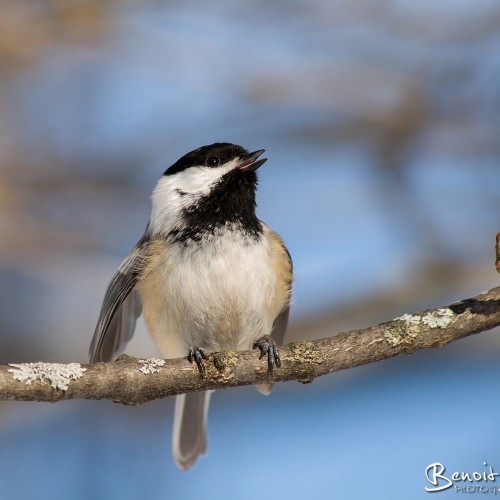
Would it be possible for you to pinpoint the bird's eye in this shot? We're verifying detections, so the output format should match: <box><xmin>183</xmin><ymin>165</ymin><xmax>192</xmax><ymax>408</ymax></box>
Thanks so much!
<box><xmin>206</xmin><ymin>156</ymin><xmax>220</xmax><ymax>167</ymax></box>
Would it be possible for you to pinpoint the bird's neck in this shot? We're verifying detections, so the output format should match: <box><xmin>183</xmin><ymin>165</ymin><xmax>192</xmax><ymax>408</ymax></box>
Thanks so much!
<box><xmin>152</xmin><ymin>170</ymin><xmax>262</xmax><ymax>244</ymax></box>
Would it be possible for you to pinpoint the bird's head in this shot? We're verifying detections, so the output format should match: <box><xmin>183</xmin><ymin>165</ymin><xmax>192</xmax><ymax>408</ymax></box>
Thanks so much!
<box><xmin>150</xmin><ymin>143</ymin><xmax>267</xmax><ymax>240</ymax></box>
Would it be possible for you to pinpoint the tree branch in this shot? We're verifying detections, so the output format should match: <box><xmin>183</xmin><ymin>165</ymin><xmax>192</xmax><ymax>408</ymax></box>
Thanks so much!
<box><xmin>1</xmin><ymin>286</ymin><xmax>500</xmax><ymax>405</ymax></box>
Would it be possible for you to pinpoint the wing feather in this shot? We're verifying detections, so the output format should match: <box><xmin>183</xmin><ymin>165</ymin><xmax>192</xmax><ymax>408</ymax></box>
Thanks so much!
<box><xmin>270</xmin><ymin>306</ymin><xmax>290</xmax><ymax>346</ymax></box>
<box><xmin>89</xmin><ymin>241</ymin><xmax>148</xmax><ymax>363</ymax></box>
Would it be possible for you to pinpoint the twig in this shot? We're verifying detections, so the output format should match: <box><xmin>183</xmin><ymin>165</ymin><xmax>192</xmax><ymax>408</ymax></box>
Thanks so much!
<box><xmin>1</xmin><ymin>286</ymin><xmax>499</xmax><ymax>404</ymax></box>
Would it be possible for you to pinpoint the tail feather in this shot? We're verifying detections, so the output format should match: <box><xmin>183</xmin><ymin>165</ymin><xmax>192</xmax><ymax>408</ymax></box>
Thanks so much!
<box><xmin>256</xmin><ymin>382</ymin><xmax>273</xmax><ymax>395</ymax></box>
<box><xmin>172</xmin><ymin>391</ymin><xmax>211</xmax><ymax>471</ymax></box>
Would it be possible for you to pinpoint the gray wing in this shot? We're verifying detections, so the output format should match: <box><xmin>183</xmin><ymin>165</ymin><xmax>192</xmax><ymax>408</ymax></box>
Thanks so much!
<box><xmin>89</xmin><ymin>243</ymin><xmax>147</xmax><ymax>363</ymax></box>
<box><xmin>270</xmin><ymin>306</ymin><xmax>290</xmax><ymax>346</ymax></box>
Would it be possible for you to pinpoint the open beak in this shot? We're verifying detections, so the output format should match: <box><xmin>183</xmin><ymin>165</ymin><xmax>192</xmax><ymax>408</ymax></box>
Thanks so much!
<box><xmin>238</xmin><ymin>149</ymin><xmax>267</xmax><ymax>172</ymax></box>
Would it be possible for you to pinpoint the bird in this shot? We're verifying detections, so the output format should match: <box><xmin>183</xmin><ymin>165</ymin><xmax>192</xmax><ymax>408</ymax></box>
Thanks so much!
<box><xmin>89</xmin><ymin>142</ymin><xmax>293</xmax><ymax>470</ymax></box>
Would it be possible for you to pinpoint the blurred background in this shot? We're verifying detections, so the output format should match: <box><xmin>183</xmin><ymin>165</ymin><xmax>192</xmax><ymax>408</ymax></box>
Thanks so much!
<box><xmin>1</xmin><ymin>1</ymin><xmax>500</xmax><ymax>498</ymax></box>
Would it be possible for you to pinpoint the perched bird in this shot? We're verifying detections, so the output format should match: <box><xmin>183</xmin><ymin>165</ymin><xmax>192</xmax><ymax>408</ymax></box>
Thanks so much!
<box><xmin>89</xmin><ymin>143</ymin><xmax>293</xmax><ymax>470</ymax></box>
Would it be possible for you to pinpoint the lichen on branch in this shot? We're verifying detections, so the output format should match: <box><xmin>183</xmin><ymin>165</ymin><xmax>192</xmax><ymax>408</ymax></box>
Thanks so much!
<box><xmin>0</xmin><ymin>286</ymin><xmax>499</xmax><ymax>404</ymax></box>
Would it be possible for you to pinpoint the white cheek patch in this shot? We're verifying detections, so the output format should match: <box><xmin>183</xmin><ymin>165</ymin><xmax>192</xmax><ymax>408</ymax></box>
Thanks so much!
<box><xmin>149</xmin><ymin>159</ymin><xmax>240</xmax><ymax>234</ymax></box>
<box><xmin>174</xmin><ymin>162</ymin><xmax>237</xmax><ymax>195</ymax></box>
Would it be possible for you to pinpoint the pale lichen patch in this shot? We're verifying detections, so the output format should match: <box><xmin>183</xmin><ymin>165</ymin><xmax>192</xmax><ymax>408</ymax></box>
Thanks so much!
<box><xmin>384</xmin><ymin>321</ymin><xmax>419</xmax><ymax>347</ymax></box>
<box><xmin>213</xmin><ymin>352</ymin><xmax>238</xmax><ymax>371</ymax></box>
<box><xmin>290</xmin><ymin>341</ymin><xmax>325</xmax><ymax>365</ymax></box>
<box><xmin>422</xmin><ymin>308</ymin><xmax>455</xmax><ymax>328</ymax></box>
<box><xmin>210</xmin><ymin>369</ymin><xmax>235</xmax><ymax>384</ymax></box>
<box><xmin>366</xmin><ymin>338</ymin><xmax>385</xmax><ymax>347</ymax></box>
<box><xmin>386</xmin><ymin>307</ymin><xmax>456</xmax><ymax>347</ymax></box>
<box><xmin>138</xmin><ymin>358</ymin><xmax>165</xmax><ymax>374</ymax></box>
<box><xmin>395</xmin><ymin>308</ymin><xmax>455</xmax><ymax>330</ymax></box>
<box><xmin>395</xmin><ymin>313</ymin><xmax>421</xmax><ymax>326</ymax></box>
<box><xmin>8</xmin><ymin>362</ymin><xmax>86</xmax><ymax>391</ymax></box>
<box><xmin>209</xmin><ymin>353</ymin><xmax>239</xmax><ymax>384</ymax></box>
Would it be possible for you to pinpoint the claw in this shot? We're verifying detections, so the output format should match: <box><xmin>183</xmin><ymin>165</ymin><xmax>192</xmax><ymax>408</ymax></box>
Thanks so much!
<box><xmin>253</xmin><ymin>335</ymin><xmax>281</xmax><ymax>376</ymax></box>
<box><xmin>188</xmin><ymin>346</ymin><xmax>208</xmax><ymax>377</ymax></box>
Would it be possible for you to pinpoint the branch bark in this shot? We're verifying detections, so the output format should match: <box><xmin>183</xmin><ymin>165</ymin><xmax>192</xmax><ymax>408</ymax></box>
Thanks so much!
<box><xmin>1</xmin><ymin>286</ymin><xmax>500</xmax><ymax>405</ymax></box>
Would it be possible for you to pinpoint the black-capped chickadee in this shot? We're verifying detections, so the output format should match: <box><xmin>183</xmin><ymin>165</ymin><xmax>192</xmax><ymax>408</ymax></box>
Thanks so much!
<box><xmin>89</xmin><ymin>143</ymin><xmax>293</xmax><ymax>470</ymax></box>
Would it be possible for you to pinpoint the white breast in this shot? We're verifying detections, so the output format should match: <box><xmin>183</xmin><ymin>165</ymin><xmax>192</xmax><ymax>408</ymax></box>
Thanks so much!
<box><xmin>138</xmin><ymin>229</ymin><xmax>281</xmax><ymax>359</ymax></box>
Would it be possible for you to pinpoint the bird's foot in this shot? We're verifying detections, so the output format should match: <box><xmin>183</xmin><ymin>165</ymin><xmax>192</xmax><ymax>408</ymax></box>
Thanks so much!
<box><xmin>188</xmin><ymin>346</ymin><xmax>208</xmax><ymax>377</ymax></box>
<box><xmin>253</xmin><ymin>335</ymin><xmax>281</xmax><ymax>376</ymax></box>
